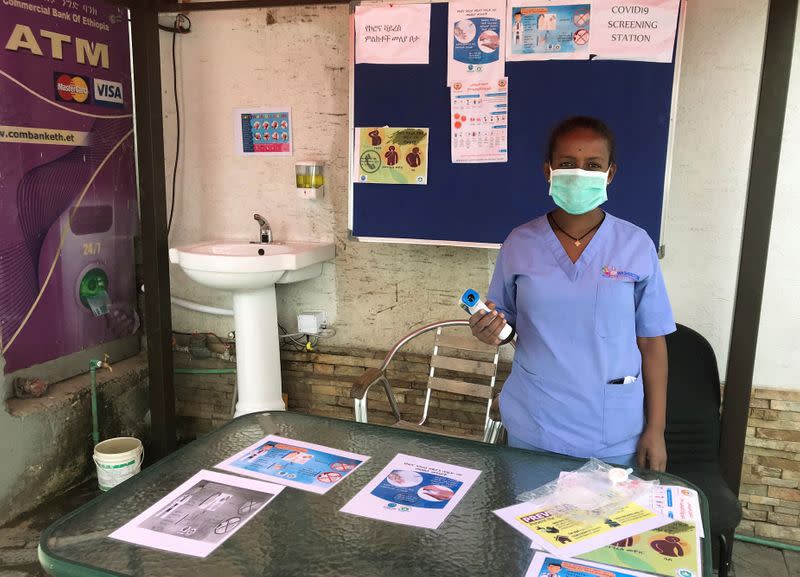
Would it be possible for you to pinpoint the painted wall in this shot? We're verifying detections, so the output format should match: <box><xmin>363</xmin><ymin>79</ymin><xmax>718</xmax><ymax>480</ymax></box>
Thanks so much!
<box><xmin>163</xmin><ymin>1</ymin><xmax>772</xmax><ymax>379</ymax></box>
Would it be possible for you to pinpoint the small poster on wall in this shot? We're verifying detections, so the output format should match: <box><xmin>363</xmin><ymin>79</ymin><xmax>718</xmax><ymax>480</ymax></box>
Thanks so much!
<box><xmin>354</xmin><ymin>3</ymin><xmax>431</xmax><ymax>64</ymax></box>
<box><xmin>590</xmin><ymin>0</ymin><xmax>680</xmax><ymax>63</ymax></box>
<box><xmin>353</xmin><ymin>127</ymin><xmax>429</xmax><ymax>185</ymax></box>
<box><xmin>506</xmin><ymin>1</ymin><xmax>592</xmax><ymax>61</ymax></box>
<box><xmin>234</xmin><ymin>107</ymin><xmax>292</xmax><ymax>156</ymax></box>
<box><xmin>451</xmin><ymin>77</ymin><xmax>509</xmax><ymax>164</ymax></box>
<box><xmin>447</xmin><ymin>0</ymin><xmax>506</xmax><ymax>86</ymax></box>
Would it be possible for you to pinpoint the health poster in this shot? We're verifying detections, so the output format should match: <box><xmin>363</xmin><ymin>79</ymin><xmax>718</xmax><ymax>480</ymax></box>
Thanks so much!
<box><xmin>354</xmin><ymin>127</ymin><xmax>428</xmax><ymax>185</ymax></box>
<box><xmin>340</xmin><ymin>453</ymin><xmax>481</xmax><ymax>529</ymax></box>
<box><xmin>495</xmin><ymin>499</ymin><xmax>671</xmax><ymax>558</ymax></box>
<box><xmin>109</xmin><ymin>470</ymin><xmax>283</xmax><ymax>558</ymax></box>
<box><xmin>639</xmin><ymin>485</ymin><xmax>704</xmax><ymax>537</ymax></box>
<box><xmin>354</xmin><ymin>3</ymin><xmax>431</xmax><ymax>64</ymax></box>
<box><xmin>234</xmin><ymin>108</ymin><xmax>292</xmax><ymax>156</ymax></box>
<box><xmin>577</xmin><ymin>521</ymin><xmax>701</xmax><ymax>577</ymax></box>
<box><xmin>507</xmin><ymin>1</ymin><xmax>591</xmax><ymax>61</ymax></box>
<box><xmin>215</xmin><ymin>435</ymin><xmax>369</xmax><ymax>495</ymax></box>
<box><xmin>451</xmin><ymin>77</ymin><xmax>508</xmax><ymax>163</ymax></box>
<box><xmin>524</xmin><ymin>552</ymin><xmax>656</xmax><ymax>577</ymax></box>
<box><xmin>591</xmin><ymin>0</ymin><xmax>680</xmax><ymax>63</ymax></box>
<box><xmin>447</xmin><ymin>0</ymin><xmax>505</xmax><ymax>86</ymax></box>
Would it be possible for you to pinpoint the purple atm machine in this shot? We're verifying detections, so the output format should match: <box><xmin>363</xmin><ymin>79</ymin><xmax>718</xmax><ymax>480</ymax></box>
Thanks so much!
<box><xmin>0</xmin><ymin>0</ymin><xmax>139</xmax><ymax>377</ymax></box>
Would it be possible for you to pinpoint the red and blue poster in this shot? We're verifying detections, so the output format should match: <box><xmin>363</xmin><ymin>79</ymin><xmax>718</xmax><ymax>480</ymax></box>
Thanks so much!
<box><xmin>0</xmin><ymin>0</ymin><xmax>138</xmax><ymax>372</ymax></box>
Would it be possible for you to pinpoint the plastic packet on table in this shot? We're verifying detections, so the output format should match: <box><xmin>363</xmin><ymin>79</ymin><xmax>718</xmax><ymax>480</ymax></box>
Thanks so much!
<box><xmin>516</xmin><ymin>458</ymin><xmax>658</xmax><ymax>521</ymax></box>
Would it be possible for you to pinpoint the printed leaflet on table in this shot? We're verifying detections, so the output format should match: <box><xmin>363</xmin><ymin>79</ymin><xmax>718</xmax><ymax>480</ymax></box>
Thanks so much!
<box><xmin>447</xmin><ymin>0</ymin><xmax>505</xmax><ymax>86</ymax></box>
<box><xmin>234</xmin><ymin>107</ymin><xmax>292</xmax><ymax>156</ymax></box>
<box><xmin>451</xmin><ymin>77</ymin><xmax>508</xmax><ymax>163</ymax></box>
<box><xmin>109</xmin><ymin>470</ymin><xmax>283</xmax><ymax>558</ymax></box>
<box><xmin>494</xmin><ymin>497</ymin><xmax>672</xmax><ymax>558</ymax></box>
<box><xmin>353</xmin><ymin>127</ymin><xmax>429</xmax><ymax>185</ymax></box>
<box><xmin>578</xmin><ymin>520</ymin><xmax>701</xmax><ymax>577</ymax></box>
<box><xmin>506</xmin><ymin>1</ymin><xmax>591</xmax><ymax>61</ymax></box>
<box><xmin>524</xmin><ymin>551</ymin><xmax>659</xmax><ymax>577</ymax></box>
<box><xmin>354</xmin><ymin>3</ymin><xmax>431</xmax><ymax>64</ymax></box>
<box><xmin>215</xmin><ymin>435</ymin><xmax>369</xmax><ymax>494</ymax></box>
<box><xmin>590</xmin><ymin>0</ymin><xmax>680</xmax><ymax>63</ymax></box>
<box><xmin>340</xmin><ymin>453</ymin><xmax>481</xmax><ymax>529</ymax></box>
<box><xmin>639</xmin><ymin>485</ymin><xmax>704</xmax><ymax>538</ymax></box>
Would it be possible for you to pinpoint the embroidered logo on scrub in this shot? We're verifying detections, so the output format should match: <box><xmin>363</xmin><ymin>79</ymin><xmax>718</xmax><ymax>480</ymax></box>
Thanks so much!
<box><xmin>601</xmin><ymin>265</ymin><xmax>640</xmax><ymax>281</ymax></box>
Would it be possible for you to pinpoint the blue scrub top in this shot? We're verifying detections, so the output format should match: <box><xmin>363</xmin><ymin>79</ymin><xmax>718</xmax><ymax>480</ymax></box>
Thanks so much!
<box><xmin>488</xmin><ymin>212</ymin><xmax>676</xmax><ymax>459</ymax></box>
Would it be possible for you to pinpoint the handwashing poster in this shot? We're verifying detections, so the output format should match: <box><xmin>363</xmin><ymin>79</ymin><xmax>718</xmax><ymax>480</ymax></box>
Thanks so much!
<box><xmin>447</xmin><ymin>0</ymin><xmax>505</xmax><ymax>85</ymax></box>
<box><xmin>354</xmin><ymin>127</ymin><xmax>429</xmax><ymax>185</ymax></box>
<box><xmin>507</xmin><ymin>1</ymin><xmax>591</xmax><ymax>61</ymax></box>
<box><xmin>0</xmin><ymin>0</ymin><xmax>138</xmax><ymax>372</ymax></box>
<box><xmin>340</xmin><ymin>454</ymin><xmax>480</xmax><ymax>529</ymax></box>
<box><xmin>215</xmin><ymin>435</ymin><xmax>369</xmax><ymax>494</ymax></box>
<box><xmin>578</xmin><ymin>521</ymin><xmax>701</xmax><ymax>577</ymax></box>
<box><xmin>234</xmin><ymin>107</ymin><xmax>293</xmax><ymax>156</ymax></box>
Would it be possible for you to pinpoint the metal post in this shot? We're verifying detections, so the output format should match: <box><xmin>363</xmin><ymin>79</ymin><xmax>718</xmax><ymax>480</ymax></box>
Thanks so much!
<box><xmin>130</xmin><ymin>0</ymin><xmax>177</xmax><ymax>459</ymax></box>
<box><xmin>719</xmin><ymin>0</ymin><xmax>798</xmax><ymax>494</ymax></box>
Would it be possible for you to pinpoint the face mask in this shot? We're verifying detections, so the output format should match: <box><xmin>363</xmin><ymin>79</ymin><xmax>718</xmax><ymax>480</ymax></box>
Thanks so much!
<box><xmin>548</xmin><ymin>168</ymin><xmax>609</xmax><ymax>215</ymax></box>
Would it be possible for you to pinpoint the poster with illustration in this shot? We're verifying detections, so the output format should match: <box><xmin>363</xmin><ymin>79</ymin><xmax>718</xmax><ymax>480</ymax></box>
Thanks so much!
<box><xmin>234</xmin><ymin>107</ymin><xmax>292</xmax><ymax>156</ymax></box>
<box><xmin>451</xmin><ymin>77</ymin><xmax>508</xmax><ymax>163</ymax></box>
<box><xmin>0</xmin><ymin>0</ymin><xmax>139</xmax><ymax>373</ymax></box>
<box><xmin>353</xmin><ymin>127</ymin><xmax>428</xmax><ymax>185</ymax></box>
<box><xmin>507</xmin><ymin>1</ymin><xmax>591</xmax><ymax>61</ymax></box>
<box><xmin>524</xmin><ymin>552</ymin><xmax>656</xmax><ymax>577</ymax></box>
<box><xmin>110</xmin><ymin>470</ymin><xmax>283</xmax><ymax>557</ymax></box>
<box><xmin>215</xmin><ymin>435</ymin><xmax>369</xmax><ymax>494</ymax></box>
<box><xmin>447</xmin><ymin>0</ymin><xmax>505</xmax><ymax>85</ymax></box>
<box><xmin>578</xmin><ymin>521</ymin><xmax>701</xmax><ymax>577</ymax></box>
<box><xmin>495</xmin><ymin>498</ymin><xmax>671</xmax><ymax>558</ymax></box>
<box><xmin>340</xmin><ymin>453</ymin><xmax>480</xmax><ymax>529</ymax></box>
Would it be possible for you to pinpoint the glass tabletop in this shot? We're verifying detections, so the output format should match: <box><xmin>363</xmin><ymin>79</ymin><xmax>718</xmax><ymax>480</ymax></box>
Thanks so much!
<box><xmin>39</xmin><ymin>411</ymin><xmax>712</xmax><ymax>577</ymax></box>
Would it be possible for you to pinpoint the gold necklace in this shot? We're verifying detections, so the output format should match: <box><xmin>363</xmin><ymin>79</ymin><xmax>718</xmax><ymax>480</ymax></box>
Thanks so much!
<box><xmin>548</xmin><ymin>212</ymin><xmax>606</xmax><ymax>247</ymax></box>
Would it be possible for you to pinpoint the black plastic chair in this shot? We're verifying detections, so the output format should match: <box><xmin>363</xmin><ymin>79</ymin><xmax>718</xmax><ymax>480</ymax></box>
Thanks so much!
<box><xmin>665</xmin><ymin>324</ymin><xmax>742</xmax><ymax>577</ymax></box>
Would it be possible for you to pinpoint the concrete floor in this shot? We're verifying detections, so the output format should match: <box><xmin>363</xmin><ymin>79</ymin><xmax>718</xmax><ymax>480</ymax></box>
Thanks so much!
<box><xmin>0</xmin><ymin>479</ymin><xmax>795</xmax><ymax>577</ymax></box>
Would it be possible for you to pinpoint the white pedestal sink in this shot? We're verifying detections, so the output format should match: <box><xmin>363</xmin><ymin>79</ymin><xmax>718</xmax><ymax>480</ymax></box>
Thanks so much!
<box><xmin>169</xmin><ymin>241</ymin><xmax>335</xmax><ymax>416</ymax></box>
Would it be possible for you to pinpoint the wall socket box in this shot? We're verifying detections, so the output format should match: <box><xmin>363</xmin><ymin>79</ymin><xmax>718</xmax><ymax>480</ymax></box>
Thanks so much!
<box><xmin>297</xmin><ymin>311</ymin><xmax>327</xmax><ymax>334</ymax></box>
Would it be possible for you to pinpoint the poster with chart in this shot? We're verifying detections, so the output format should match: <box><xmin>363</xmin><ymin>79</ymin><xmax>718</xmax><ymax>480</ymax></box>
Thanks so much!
<box><xmin>354</xmin><ymin>127</ymin><xmax>428</xmax><ymax>185</ymax></box>
<box><xmin>447</xmin><ymin>0</ymin><xmax>505</xmax><ymax>85</ymax></box>
<box><xmin>507</xmin><ymin>1</ymin><xmax>591</xmax><ymax>61</ymax></box>
<box><xmin>215</xmin><ymin>435</ymin><xmax>369</xmax><ymax>494</ymax></box>
<box><xmin>234</xmin><ymin>107</ymin><xmax>292</xmax><ymax>156</ymax></box>
<box><xmin>451</xmin><ymin>77</ymin><xmax>508</xmax><ymax>163</ymax></box>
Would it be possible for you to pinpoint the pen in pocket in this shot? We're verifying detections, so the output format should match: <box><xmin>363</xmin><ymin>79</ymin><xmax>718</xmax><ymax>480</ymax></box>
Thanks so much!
<box><xmin>607</xmin><ymin>376</ymin><xmax>637</xmax><ymax>385</ymax></box>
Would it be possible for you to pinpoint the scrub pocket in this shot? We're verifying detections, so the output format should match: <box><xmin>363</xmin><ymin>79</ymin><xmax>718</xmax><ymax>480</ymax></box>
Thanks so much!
<box><xmin>603</xmin><ymin>375</ymin><xmax>645</xmax><ymax>446</ymax></box>
<box><xmin>595</xmin><ymin>279</ymin><xmax>635</xmax><ymax>337</ymax></box>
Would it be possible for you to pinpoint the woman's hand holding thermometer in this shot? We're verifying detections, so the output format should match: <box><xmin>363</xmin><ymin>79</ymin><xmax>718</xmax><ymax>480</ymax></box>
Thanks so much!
<box><xmin>461</xmin><ymin>289</ymin><xmax>515</xmax><ymax>345</ymax></box>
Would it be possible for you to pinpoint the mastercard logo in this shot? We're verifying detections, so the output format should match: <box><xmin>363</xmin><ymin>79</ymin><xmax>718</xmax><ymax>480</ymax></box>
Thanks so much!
<box><xmin>54</xmin><ymin>72</ymin><xmax>91</xmax><ymax>104</ymax></box>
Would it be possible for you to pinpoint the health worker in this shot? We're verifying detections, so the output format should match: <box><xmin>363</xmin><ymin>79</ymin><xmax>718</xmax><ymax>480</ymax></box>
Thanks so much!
<box><xmin>470</xmin><ymin>116</ymin><xmax>676</xmax><ymax>471</ymax></box>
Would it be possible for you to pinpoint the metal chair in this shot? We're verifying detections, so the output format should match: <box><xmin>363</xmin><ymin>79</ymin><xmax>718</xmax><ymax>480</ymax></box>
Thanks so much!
<box><xmin>350</xmin><ymin>320</ymin><xmax>505</xmax><ymax>444</ymax></box>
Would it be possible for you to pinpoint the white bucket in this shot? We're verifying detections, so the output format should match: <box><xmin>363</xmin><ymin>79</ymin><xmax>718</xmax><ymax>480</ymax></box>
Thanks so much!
<box><xmin>93</xmin><ymin>437</ymin><xmax>143</xmax><ymax>491</ymax></box>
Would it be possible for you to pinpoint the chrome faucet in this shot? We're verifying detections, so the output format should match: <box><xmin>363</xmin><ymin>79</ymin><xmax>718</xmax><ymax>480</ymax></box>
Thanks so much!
<box><xmin>253</xmin><ymin>213</ymin><xmax>272</xmax><ymax>244</ymax></box>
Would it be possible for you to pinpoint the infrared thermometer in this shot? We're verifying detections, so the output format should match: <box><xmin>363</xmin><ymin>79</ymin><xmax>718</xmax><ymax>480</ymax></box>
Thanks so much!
<box><xmin>460</xmin><ymin>289</ymin><xmax>514</xmax><ymax>342</ymax></box>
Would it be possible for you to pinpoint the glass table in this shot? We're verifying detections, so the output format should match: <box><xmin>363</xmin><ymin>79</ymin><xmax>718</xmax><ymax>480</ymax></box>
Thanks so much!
<box><xmin>39</xmin><ymin>411</ymin><xmax>712</xmax><ymax>576</ymax></box>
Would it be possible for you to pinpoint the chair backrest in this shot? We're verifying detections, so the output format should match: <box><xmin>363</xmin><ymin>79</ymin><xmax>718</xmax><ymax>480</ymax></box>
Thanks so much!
<box><xmin>419</xmin><ymin>325</ymin><xmax>500</xmax><ymax>434</ymax></box>
<box><xmin>665</xmin><ymin>323</ymin><xmax>722</xmax><ymax>465</ymax></box>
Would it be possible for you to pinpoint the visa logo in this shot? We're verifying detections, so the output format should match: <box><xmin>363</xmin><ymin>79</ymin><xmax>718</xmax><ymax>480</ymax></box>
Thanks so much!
<box><xmin>93</xmin><ymin>78</ymin><xmax>123</xmax><ymax>107</ymax></box>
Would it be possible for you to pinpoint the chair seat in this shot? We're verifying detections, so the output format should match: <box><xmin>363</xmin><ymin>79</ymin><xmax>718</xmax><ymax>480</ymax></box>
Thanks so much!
<box><xmin>668</xmin><ymin>462</ymin><xmax>743</xmax><ymax>534</ymax></box>
<box><xmin>392</xmin><ymin>420</ymin><xmax>483</xmax><ymax>442</ymax></box>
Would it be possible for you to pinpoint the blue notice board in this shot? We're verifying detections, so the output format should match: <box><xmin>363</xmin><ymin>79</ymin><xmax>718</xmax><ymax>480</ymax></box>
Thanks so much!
<box><xmin>350</xmin><ymin>2</ymin><xmax>682</xmax><ymax>247</ymax></box>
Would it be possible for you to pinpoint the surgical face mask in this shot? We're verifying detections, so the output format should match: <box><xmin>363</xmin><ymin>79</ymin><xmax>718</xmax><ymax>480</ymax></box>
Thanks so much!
<box><xmin>548</xmin><ymin>167</ymin><xmax>609</xmax><ymax>215</ymax></box>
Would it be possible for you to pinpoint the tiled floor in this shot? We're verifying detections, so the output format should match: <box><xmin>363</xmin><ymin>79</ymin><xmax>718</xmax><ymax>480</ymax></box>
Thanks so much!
<box><xmin>0</xmin><ymin>479</ymin><xmax>794</xmax><ymax>577</ymax></box>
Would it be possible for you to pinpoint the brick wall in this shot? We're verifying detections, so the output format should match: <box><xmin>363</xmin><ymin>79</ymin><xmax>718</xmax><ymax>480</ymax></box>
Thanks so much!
<box><xmin>173</xmin><ymin>347</ymin><xmax>800</xmax><ymax>544</ymax></box>
<box><xmin>737</xmin><ymin>388</ymin><xmax>800</xmax><ymax>544</ymax></box>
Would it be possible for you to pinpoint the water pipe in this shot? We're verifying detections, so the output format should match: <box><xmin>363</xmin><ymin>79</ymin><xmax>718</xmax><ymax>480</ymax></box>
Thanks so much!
<box><xmin>734</xmin><ymin>533</ymin><xmax>800</xmax><ymax>552</ymax></box>
<box><xmin>174</xmin><ymin>368</ymin><xmax>236</xmax><ymax>374</ymax></box>
<box><xmin>170</xmin><ymin>296</ymin><xmax>233</xmax><ymax>316</ymax></box>
<box><xmin>88</xmin><ymin>356</ymin><xmax>112</xmax><ymax>447</ymax></box>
